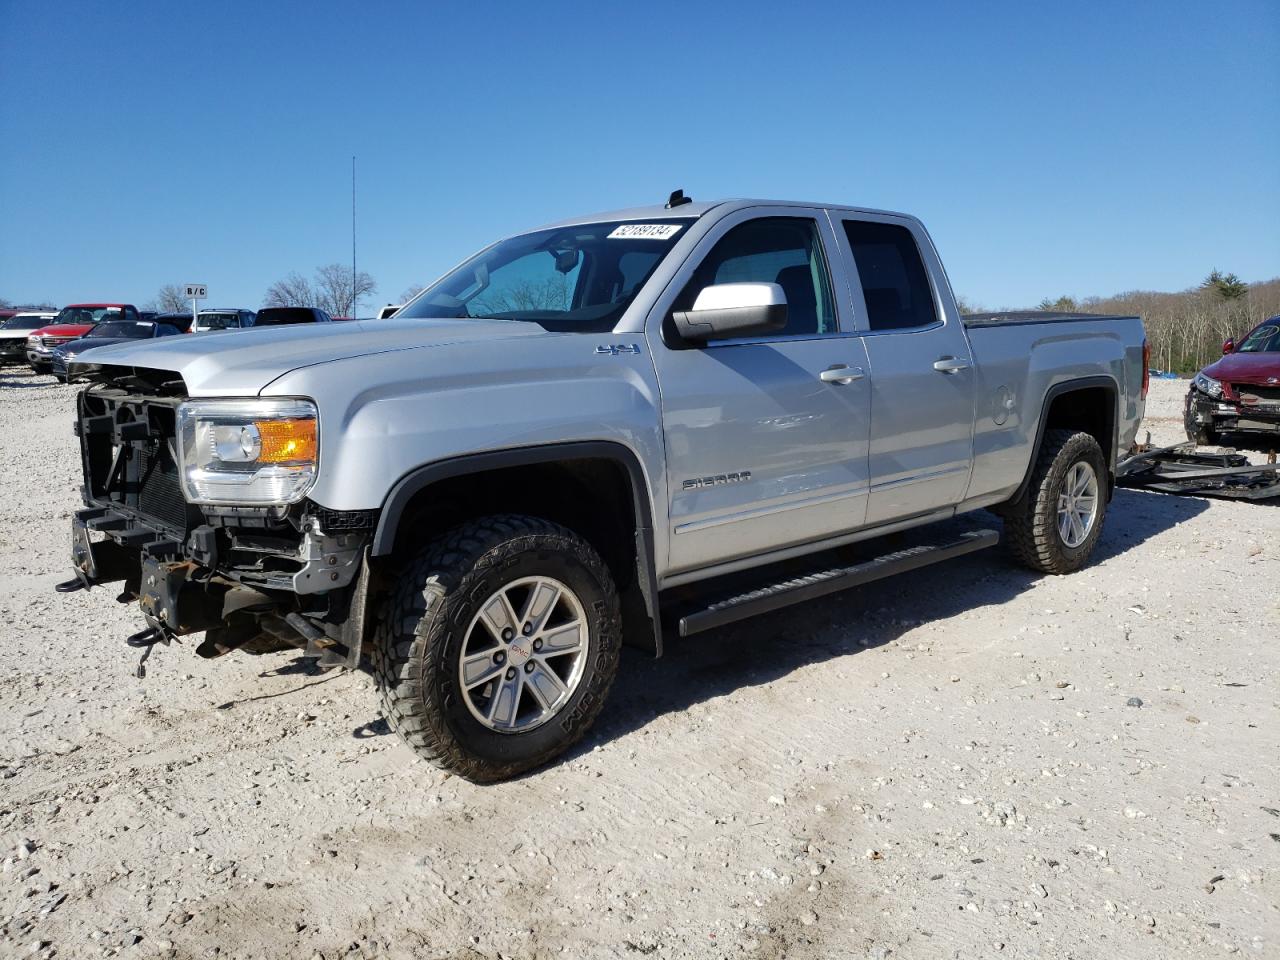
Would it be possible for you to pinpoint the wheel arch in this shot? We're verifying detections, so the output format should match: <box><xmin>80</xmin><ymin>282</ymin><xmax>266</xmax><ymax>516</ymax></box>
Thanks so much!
<box><xmin>1007</xmin><ymin>375</ymin><xmax>1119</xmax><ymax>507</ymax></box>
<box><xmin>371</xmin><ymin>441</ymin><xmax>662</xmax><ymax>655</ymax></box>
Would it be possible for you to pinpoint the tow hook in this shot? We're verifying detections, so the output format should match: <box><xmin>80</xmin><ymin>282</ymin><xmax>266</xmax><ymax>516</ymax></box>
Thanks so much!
<box><xmin>54</xmin><ymin>573</ymin><xmax>90</xmax><ymax>593</ymax></box>
<box><xmin>126</xmin><ymin>625</ymin><xmax>172</xmax><ymax>679</ymax></box>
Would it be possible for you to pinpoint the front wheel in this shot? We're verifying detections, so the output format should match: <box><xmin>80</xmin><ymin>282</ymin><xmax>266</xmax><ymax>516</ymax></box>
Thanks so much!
<box><xmin>1004</xmin><ymin>429</ymin><xmax>1108</xmax><ymax>574</ymax></box>
<box><xmin>373</xmin><ymin>515</ymin><xmax>622</xmax><ymax>782</ymax></box>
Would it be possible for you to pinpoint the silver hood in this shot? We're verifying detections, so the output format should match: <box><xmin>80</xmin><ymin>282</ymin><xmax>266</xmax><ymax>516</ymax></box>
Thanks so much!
<box><xmin>72</xmin><ymin>317</ymin><xmax>547</xmax><ymax>395</ymax></box>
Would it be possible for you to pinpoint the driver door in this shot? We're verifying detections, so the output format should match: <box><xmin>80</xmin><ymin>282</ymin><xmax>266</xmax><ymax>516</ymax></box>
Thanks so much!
<box><xmin>647</xmin><ymin>208</ymin><xmax>872</xmax><ymax>576</ymax></box>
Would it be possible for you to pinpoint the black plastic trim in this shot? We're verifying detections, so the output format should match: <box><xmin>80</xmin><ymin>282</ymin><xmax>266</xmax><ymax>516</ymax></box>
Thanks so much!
<box><xmin>371</xmin><ymin>441</ymin><xmax>662</xmax><ymax>654</ymax></box>
<box><xmin>1007</xmin><ymin>375</ymin><xmax>1120</xmax><ymax>506</ymax></box>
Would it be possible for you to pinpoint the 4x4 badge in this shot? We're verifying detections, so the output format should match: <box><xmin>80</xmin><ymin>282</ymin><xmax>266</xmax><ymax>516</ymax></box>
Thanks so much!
<box><xmin>595</xmin><ymin>343</ymin><xmax>641</xmax><ymax>356</ymax></box>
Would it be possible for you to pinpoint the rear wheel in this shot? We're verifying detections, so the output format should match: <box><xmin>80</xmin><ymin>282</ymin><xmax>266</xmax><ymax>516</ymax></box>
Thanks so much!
<box><xmin>1004</xmin><ymin>429</ymin><xmax>1108</xmax><ymax>574</ymax></box>
<box><xmin>373</xmin><ymin>515</ymin><xmax>621</xmax><ymax>782</ymax></box>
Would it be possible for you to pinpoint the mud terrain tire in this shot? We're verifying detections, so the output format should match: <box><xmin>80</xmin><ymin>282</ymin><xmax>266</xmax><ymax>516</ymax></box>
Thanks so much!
<box><xmin>373</xmin><ymin>515</ymin><xmax>621</xmax><ymax>782</ymax></box>
<box><xmin>1004</xmin><ymin>429</ymin><xmax>1108</xmax><ymax>575</ymax></box>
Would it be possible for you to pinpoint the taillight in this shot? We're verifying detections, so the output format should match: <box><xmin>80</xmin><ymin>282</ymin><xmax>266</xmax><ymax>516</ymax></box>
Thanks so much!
<box><xmin>1141</xmin><ymin>340</ymin><xmax>1151</xmax><ymax>400</ymax></box>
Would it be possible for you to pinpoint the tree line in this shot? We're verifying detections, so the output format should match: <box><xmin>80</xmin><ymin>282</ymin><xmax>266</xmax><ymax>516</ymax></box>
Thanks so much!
<box><xmin>961</xmin><ymin>272</ymin><xmax>1280</xmax><ymax>375</ymax></box>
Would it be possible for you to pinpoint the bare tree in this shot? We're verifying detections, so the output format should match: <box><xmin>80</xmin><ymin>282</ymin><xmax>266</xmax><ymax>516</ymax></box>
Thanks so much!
<box><xmin>263</xmin><ymin>272</ymin><xmax>320</xmax><ymax>309</ymax></box>
<box><xmin>399</xmin><ymin>283</ymin><xmax>425</xmax><ymax>303</ymax></box>
<box><xmin>314</xmin><ymin>264</ymin><xmax>376</xmax><ymax>317</ymax></box>
<box><xmin>146</xmin><ymin>284</ymin><xmax>189</xmax><ymax>314</ymax></box>
<box><xmin>264</xmin><ymin>265</ymin><xmax>376</xmax><ymax>316</ymax></box>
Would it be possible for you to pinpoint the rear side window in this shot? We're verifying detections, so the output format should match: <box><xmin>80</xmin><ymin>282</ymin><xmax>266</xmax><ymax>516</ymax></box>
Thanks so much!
<box><xmin>842</xmin><ymin>220</ymin><xmax>938</xmax><ymax>331</ymax></box>
<box><xmin>675</xmin><ymin>217</ymin><xmax>837</xmax><ymax>337</ymax></box>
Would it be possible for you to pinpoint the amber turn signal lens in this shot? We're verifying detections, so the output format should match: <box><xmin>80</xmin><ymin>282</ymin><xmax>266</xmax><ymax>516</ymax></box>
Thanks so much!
<box><xmin>253</xmin><ymin>418</ymin><xmax>317</xmax><ymax>464</ymax></box>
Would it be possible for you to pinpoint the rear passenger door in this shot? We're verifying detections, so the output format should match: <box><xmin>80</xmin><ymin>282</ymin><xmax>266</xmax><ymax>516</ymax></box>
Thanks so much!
<box><xmin>831</xmin><ymin>215</ymin><xmax>976</xmax><ymax>525</ymax></box>
<box><xmin>648</xmin><ymin>208</ymin><xmax>872</xmax><ymax>576</ymax></box>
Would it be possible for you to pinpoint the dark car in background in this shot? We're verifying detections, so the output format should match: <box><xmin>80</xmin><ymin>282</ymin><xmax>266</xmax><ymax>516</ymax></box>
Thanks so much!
<box><xmin>253</xmin><ymin>306</ymin><xmax>332</xmax><ymax>326</ymax></box>
<box><xmin>1185</xmin><ymin>315</ymin><xmax>1280</xmax><ymax>445</ymax></box>
<box><xmin>50</xmin><ymin>319</ymin><xmax>184</xmax><ymax>381</ymax></box>
<box><xmin>152</xmin><ymin>311</ymin><xmax>195</xmax><ymax>333</ymax></box>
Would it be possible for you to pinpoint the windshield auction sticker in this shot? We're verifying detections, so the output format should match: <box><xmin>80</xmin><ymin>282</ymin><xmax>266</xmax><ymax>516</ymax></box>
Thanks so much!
<box><xmin>608</xmin><ymin>223</ymin><xmax>683</xmax><ymax>240</ymax></box>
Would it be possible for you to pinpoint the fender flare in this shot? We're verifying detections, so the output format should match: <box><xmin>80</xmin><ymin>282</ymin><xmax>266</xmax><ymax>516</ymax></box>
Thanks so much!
<box><xmin>370</xmin><ymin>440</ymin><xmax>662</xmax><ymax>654</ymax></box>
<box><xmin>1008</xmin><ymin>375</ymin><xmax>1120</xmax><ymax>505</ymax></box>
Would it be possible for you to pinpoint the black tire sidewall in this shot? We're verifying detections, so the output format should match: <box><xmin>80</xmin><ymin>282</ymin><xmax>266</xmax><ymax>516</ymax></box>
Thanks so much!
<box><xmin>421</xmin><ymin>533</ymin><xmax>619</xmax><ymax>770</ymax></box>
<box><xmin>1042</xmin><ymin>435</ymin><xmax>1107</xmax><ymax>566</ymax></box>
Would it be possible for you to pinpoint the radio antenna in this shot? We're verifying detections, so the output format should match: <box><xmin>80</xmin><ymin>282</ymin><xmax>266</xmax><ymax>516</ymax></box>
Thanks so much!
<box><xmin>351</xmin><ymin>156</ymin><xmax>357</xmax><ymax>317</ymax></box>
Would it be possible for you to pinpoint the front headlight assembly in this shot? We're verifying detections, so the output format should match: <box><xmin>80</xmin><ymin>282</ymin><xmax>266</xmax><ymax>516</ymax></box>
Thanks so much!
<box><xmin>177</xmin><ymin>399</ymin><xmax>318</xmax><ymax>505</ymax></box>
<box><xmin>1193</xmin><ymin>372</ymin><xmax>1224</xmax><ymax>399</ymax></box>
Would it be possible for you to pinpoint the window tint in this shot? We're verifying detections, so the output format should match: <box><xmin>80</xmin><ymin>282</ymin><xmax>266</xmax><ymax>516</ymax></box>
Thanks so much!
<box><xmin>676</xmin><ymin>217</ymin><xmax>836</xmax><ymax>337</ymax></box>
<box><xmin>842</xmin><ymin>220</ymin><xmax>938</xmax><ymax>331</ymax></box>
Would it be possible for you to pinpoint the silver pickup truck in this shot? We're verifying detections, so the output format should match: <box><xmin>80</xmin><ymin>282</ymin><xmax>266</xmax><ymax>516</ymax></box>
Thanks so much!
<box><xmin>60</xmin><ymin>195</ymin><xmax>1148</xmax><ymax>781</ymax></box>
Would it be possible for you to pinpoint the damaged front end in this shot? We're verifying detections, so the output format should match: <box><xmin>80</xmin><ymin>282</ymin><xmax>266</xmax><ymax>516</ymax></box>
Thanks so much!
<box><xmin>1185</xmin><ymin>374</ymin><xmax>1280</xmax><ymax>441</ymax></box>
<box><xmin>59</xmin><ymin>368</ymin><xmax>376</xmax><ymax>676</ymax></box>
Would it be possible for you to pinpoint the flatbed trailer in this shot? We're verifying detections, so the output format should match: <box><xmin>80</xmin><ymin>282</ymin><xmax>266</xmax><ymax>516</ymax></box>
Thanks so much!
<box><xmin>1116</xmin><ymin>443</ymin><xmax>1280</xmax><ymax>500</ymax></box>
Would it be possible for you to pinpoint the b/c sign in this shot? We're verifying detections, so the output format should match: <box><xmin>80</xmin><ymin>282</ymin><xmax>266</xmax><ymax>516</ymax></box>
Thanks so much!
<box><xmin>184</xmin><ymin>284</ymin><xmax>207</xmax><ymax>298</ymax></box>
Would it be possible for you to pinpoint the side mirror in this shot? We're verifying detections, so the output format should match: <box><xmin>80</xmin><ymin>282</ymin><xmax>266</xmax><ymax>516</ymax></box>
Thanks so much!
<box><xmin>672</xmin><ymin>282</ymin><xmax>788</xmax><ymax>342</ymax></box>
<box><xmin>1222</xmin><ymin>338</ymin><xmax>1235</xmax><ymax>355</ymax></box>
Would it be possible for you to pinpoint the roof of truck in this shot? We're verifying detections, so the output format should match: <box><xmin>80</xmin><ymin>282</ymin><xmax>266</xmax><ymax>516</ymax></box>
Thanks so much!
<box><xmin>538</xmin><ymin>197</ymin><xmax>914</xmax><ymax>230</ymax></box>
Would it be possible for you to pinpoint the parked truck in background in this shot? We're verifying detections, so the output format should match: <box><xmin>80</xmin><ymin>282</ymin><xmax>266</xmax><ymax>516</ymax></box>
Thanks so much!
<box><xmin>57</xmin><ymin>196</ymin><xmax>1147</xmax><ymax>782</ymax></box>
<box><xmin>26</xmin><ymin>303</ymin><xmax>142</xmax><ymax>373</ymax></box>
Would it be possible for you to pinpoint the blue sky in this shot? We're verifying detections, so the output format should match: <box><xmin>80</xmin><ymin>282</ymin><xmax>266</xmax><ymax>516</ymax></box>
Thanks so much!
<box><xmin>1</xmin><ymin>0</ymin><xmax>1276</xmax><ymax>312</ymax></box>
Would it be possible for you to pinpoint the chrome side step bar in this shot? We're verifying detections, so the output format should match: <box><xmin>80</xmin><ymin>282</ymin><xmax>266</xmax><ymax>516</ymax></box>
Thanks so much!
<box><xmin>677</xmin><ymin>528</ymin><xmax>999</xmax><ymax>637</ymax></box>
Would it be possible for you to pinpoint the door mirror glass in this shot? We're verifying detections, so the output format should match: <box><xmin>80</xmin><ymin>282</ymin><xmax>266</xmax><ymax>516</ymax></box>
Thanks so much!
<box><xmin>672</xmin><ymin>282</ymin><xmax>788</xmax><ymax>342</ymax></box>
<box><xmin>1223</xmin><ymin>338</ymin><xmax>1235</xmax><ymax>355</ymax></box>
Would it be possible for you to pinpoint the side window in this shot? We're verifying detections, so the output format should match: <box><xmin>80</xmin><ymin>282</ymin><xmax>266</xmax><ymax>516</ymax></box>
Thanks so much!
<box><xmin>676</xmin><ymin>217</ymin><xmax>836</xmax><ymax>337</ymax></box>
<box><xmin>124</xmin><ymin>306</ymin><xmax>139</xmax><ymax>321</ymax></box>
<box><xmin>842</xmin><ymin>220</ymin><xmax>938</xmax><ymax>331</ymax></box>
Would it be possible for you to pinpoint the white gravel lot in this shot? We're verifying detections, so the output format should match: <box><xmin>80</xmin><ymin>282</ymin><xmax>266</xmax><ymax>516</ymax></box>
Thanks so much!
<box><xmin>0</xmin><ymin>371</ymin><xmax>1276</xmax><ymax>960</ymax></box>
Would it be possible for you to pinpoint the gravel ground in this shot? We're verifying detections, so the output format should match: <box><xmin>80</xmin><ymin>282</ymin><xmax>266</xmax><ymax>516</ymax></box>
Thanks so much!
<box><xmin>1</xmin><ymin>371</ymin><xmax>1276</xmax><ymax>960</ymax></box>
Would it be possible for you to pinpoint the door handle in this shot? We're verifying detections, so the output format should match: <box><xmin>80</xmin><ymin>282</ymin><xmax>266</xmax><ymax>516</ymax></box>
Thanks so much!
<box><xmin>933</xmin><ymin>356</ymin><xmax>972</xmax><ymax>374</ymax></box>
<box><xmin>820</xmin><ymin>364</ymin><xmax>866</xmax><ymax>384</ymax></box>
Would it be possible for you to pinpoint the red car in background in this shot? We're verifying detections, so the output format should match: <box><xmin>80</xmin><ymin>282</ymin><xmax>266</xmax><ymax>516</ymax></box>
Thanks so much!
<box><xmin>1185</xmin><ymin>314</ymin><xmax>1280</xmax><ymax>446</ymax></box>
<box><xmin>26</xmin><ymin>303</ymin><xmax>142</xmax><ymax>374</ymax></box>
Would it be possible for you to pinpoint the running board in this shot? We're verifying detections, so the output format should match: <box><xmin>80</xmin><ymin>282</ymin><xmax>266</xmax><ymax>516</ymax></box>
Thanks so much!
<box><xmin>677</xmin><ymin>528</ymin><xmax>1000</xmax><ymax>637</ymax></box>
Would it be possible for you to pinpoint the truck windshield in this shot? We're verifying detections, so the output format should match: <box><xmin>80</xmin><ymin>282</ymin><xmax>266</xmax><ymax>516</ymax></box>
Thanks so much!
<box><xmin>54</xmin><ymin>307</ymin><xmax>121</xmax><ymax>325</ymax></box>
<box><xmin>398</xmin><ymin>219</ymin><xmax>695</xmax><ymax>333</ymax></box>
<box><xmin>1237</xmin><ymin>323</ymin><xmax>1279</xmax><ymax>353</ymax></box>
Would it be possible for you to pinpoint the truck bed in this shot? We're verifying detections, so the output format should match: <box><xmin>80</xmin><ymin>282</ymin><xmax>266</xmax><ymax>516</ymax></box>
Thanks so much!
<box><xmin>960</xmin><ymin>311</ymin><xmax>1147</xmax><ymax>509</ymax></box>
